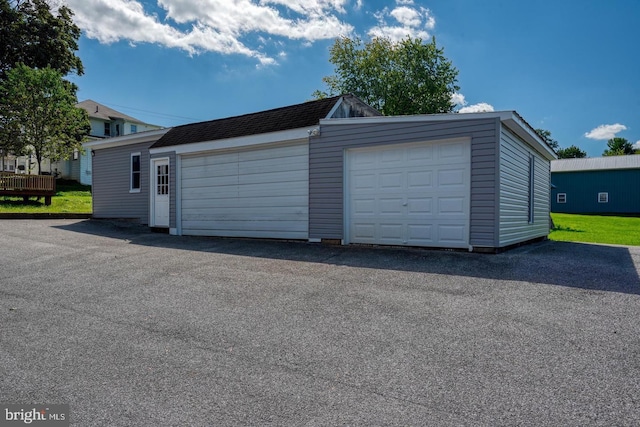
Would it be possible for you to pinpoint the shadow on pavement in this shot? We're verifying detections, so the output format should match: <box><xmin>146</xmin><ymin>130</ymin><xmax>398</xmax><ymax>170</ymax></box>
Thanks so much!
<box><xmin>54</xmin><ymin>219</ymin><xmax>640</xmax><ymax>295</ymax></box>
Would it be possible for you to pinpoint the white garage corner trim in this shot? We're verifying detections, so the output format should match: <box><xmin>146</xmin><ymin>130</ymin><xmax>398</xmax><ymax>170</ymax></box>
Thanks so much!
<box><xmin>344</xmin><ymin>138</ymin><xmax>471</xmax><ymax>249</ymax></box>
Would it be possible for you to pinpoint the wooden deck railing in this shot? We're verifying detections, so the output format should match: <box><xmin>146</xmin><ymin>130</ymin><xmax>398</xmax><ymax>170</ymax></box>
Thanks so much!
<box><xmin>0</xmin><ymin>172</ymin><xmax>56</xmax><ymax>205</ymax></box>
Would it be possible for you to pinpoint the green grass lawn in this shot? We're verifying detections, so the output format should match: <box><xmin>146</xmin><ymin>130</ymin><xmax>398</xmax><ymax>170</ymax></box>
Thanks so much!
<box><xmin>550</xmin><ymin>213</ymin><xmax>640</xmax><ymax>246</ymax></box>
<box><xmin>0</xmin><ymin>181</ymin><xmax>92</xmax><ymax>213</ymax></box>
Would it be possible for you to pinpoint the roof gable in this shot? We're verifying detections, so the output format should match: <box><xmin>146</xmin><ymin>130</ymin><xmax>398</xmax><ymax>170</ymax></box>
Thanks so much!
<box><xmin>150</xmin><ymin>95</ymin><xmax>380</xmax><ymax>149</ymax></box>
<box><xmin>77</xmin><ymin>99</ymin><xmax>155</xmax><ymax>125</ymax></box>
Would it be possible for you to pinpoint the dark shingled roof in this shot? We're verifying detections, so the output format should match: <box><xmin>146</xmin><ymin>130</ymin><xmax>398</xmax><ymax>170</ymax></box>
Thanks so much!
<box><xmin>150</xmin><ymin>96</ymin><xmax>344</xmax><ymax>149</ymax></box>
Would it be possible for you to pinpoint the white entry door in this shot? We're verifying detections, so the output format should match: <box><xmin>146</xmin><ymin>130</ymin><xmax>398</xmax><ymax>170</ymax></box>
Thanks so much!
<box><xmin>346</xmin><ymin>139</ymin><xmax>471</xmax><ymax>248</ymax></box>
<box><xmin>152</xmin><ymin>158</ymin><xmax>170</xmax><ymax>227</ymax></box>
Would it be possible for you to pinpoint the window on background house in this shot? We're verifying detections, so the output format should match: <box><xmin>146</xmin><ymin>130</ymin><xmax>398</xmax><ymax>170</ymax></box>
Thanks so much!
<box><xmin>598</xmin><ymin>192</ymin><xmax>609</xmax><ymax>203</ymax></box>
<box><xmin>557</xmin><ymin>193</ymin><xmax>566</xmax><ymax>203</ymax></box>
<box><xmin>131</xmin><ymin>124</ymin><xmax>137</xmax><ymax>134</ymax></box>
<box><xmin>130</xmin><ymin>153</ymin><xmax>141</xmax><ymax>192</ymax></box>
<box><xmin>528</xmin><ymin>155</ymin><xmax>535</xmax><ymax>223</ymax></box>
<box><xmin>104</xmin><ymin>122</ymin><xmax>110</xmax><ymax>136</ymax></box>
<box><xmin>115</xmin><ymin>124</ymin><xmax>120</xmax><ymax>136</ymax></box>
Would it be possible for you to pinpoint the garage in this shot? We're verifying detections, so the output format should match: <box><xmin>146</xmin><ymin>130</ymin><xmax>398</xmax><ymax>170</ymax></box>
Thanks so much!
<box><xmin>345</xmin><ymin>139</ymin><xmax>471</xmax><ymax>248</ymax></box>
<box><xmin>180</xmin><ymin>142</ymin><xmax>309</xmax><ymax>238</ymax></box>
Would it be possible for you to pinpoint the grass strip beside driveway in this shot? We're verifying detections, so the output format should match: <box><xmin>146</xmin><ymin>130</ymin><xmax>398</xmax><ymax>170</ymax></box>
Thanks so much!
<box><xmin>550</xmin><ymin>213</ymin><xmax>640</xmax><ymax>246</ymax></box>
<box><xmin>0</xmin><ymin>181</ymin><xmax>91</xmax><ymax>213</ymax></box>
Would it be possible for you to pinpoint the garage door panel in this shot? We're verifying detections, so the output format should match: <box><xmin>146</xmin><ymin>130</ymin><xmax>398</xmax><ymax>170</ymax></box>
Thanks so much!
<box><xmin>379</xmin><ymin>172</ymin><xmax>403</xmax><ymax>190</ymax></box>
<box><xmin>438</xmin><ymin>225</ymin><xmax>467</xmax><ymax>244</ymax></box>
<box><xmin>183</xmin><ymin>196</ymin><xmax>308</xmax><ymax>211</ymax></box>
<box><xmin>378</xmin><ymin>197</ymin><xmax>403</xmax><ymax>211</ymax></box>
<box><xmin>439</xmin><ymin>141</ymin><xmax>467</xmax><ymax>161</ymax></box>
<box><xmin>182</xmin><ymin>183</ymin><xmax>307</xmax><ymax>202</ymax></box>
<box><xmin>407</xmin><ymin>171</ymin><xmax>433</xmax><ymax>189</ymax></box>
<box><xmin>437</xmin><ymin>197</ymin><xmax>467</xmax><ymax>215</ymax></box>
<box><xmin>437</xmin><ymin>168</ymin><xmax>467</xmax><ymax>186</ymax></box>
<box><xmin>181</xmin><ymin>142</ymin><xmax>308</xmax><ymax>239</ymax></box>
<box><xmin>380</xmin><ymin>224</ymin><xmax>403</xmax><ymax>240</ymax></box>
<box><xmin>407</xmin><ymin>198</ymin><xmax>432</xmax><ymax>215</ymax></box>
<box><xmin>407</xmin><ymin>146</ymin><xmax>433</xmax><ymax>164</ymax></box>
<box><xmin>348</xmin><ymin>139</ymin><xmax>470</xmax><ymax>248</ymax></box>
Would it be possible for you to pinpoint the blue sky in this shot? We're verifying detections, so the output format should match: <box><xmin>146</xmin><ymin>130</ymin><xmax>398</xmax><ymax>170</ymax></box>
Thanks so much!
<box><xmin>64</xmin><ymin>0</ymin><xmax>640</xmax><ymax>157</ymax></box>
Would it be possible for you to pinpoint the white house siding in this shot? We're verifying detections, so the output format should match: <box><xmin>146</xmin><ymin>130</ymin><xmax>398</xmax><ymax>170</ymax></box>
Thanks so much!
<box><xmin>309</xmin><ymin>118</ymin><xmax>500</xmax><ymax>248</ymax></box>
<box><xmin>499</xmin><ymin>126</ymin><xmax>550</xmax><ymax>246</ymax></box>
<box><xmin>79</xmin><ymin>151</ymin><xmax>91</xmax><ymax>185</ymax></box>
<box><xmin>92</xmin><ymin>141</ymin><xmax>153</xmax><ymax>223</ymax></box>
<box><xmin>180</xmin><ymin>141</ymin><xmax>309</xmax><ymax>239</ymax></box>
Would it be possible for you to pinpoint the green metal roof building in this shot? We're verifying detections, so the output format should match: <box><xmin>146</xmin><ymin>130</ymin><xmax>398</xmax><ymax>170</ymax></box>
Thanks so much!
<box><xmin>551</xmin><ymin>155</ymin><xmax>640</xmax><ymax>214</ymax></box>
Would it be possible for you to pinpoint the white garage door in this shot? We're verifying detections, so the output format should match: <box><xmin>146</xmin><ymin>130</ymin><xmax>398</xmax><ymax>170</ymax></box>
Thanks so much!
<box><xmin>347</xmin><ymin>139</ymin><xmax>470</xmax><ymax>248</ymax></box>
<box><xmin>181</xmin><ymin>142</ymin><xmax>308</xmax><ymax>239</ymax></box>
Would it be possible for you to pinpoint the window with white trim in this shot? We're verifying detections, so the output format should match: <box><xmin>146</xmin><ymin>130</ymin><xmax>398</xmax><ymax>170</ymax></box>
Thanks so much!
<box><xmin>131</xmin><ymin>124</ymin><xmax>137</xmax><ymax>134</ymax></box>
<box><xmin>104</xmin><ymin>122</ymin><xmax>111</xmax><ymax>136</ymax></box>
<box><xmin>598</xmin><ymin>192</ymin><xmax>608</xmax><ymax>203</ymax></box>
<box><xmin>557</xmin><ymin>193</ymin><xmax>566</xmax><ymax>203</ymax></box>
<box><xmin>130</xmin><ymin>153</ymin><xmax>141</xmax><ymax>192</ymax></box>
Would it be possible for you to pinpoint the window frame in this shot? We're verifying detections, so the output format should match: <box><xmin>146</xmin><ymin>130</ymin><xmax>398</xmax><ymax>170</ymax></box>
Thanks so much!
<box><xmin>104</xmin><ymin>122</ymin><xmax>111</xmax><ymax>137</ymax></box>
<box><xmin>130</xmin><ymin>152</ymin><xmax>141</xmax><ymax>193</ymax></box>
<box><xmin>598</xmin><ymin>192</ymin><xmax>609</xmax><ymax>203</ymax></box>
<box><xmin>557</xmin><ymin>193</ymin><xmax>566</xmax><ymax>204</ymax></box>
<box><xmin>130</xmin><ymin>124</ymin><xmax>138</xmax><ymax>134</ymax></box>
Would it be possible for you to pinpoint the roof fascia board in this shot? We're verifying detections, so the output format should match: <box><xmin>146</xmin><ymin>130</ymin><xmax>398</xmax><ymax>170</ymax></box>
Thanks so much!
<box><xmin>324</xmin><ymin>96</ymin><xmax>343</xmax><ymax>119</ymax></box>
<box><xmin>149</xmin><ymin>127</ymin><xmax>313</xmax><ymax>155</ymax></box>
<box><xmin>85</xmin><ymin>128</ymin><xmax>170</xmax><ymax>150</ymax></box>
<box><xmin>320</xmin><ymin>111</ymin><xmax>514</xmax><ymax>126</ymax></box>
<box><xmin>320</xmin><ymin>112</ymin><xmax>557</xmax><ymax>160</ymax></box>
<box><xmin>501</xmin><ymin>117</ymin><xmax>556</xmax><ymax>160</ymax></box>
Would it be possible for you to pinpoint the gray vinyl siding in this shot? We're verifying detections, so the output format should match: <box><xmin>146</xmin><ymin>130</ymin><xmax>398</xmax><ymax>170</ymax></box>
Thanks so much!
<box><xmin>92</xmin><ymin>141</ymin><xmax>153</xmax><ymax>223</ymax></box>
<box><xmin>309</xmin><ymin>118</ymin><xmax>500</xmax><ymax>247</ymax></box>
<box><xmin>499</xmin><ymin>126</ymin><xmax>550</xmax><ymax>246</ymax></box>
<box><xmin>151</xmin><ymin>151</ymin><xmax>177</xmax><ymax>229</ymax></box>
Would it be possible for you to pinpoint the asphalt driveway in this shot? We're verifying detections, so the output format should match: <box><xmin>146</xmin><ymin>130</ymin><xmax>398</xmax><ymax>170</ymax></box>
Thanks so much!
<box><xmin>1</xmin><ymin>219</ymin><xmax>639</xmax><ymax>426</ymax></box>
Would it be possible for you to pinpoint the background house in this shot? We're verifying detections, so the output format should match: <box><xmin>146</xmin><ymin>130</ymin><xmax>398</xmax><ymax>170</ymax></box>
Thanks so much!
<box><xmin>551</xmin><ymin>155</ymin><xmax>640</xmax><ymax>214</ymax></box>
<box><xmin>89</xmin><ymin>96</ymin><xmax>556</xmax><ymax>252</ymax></box>
<box><xmin>49</xmin><ymin>100</ymin><xmax>162</xmax><ymax>185</ymax></box>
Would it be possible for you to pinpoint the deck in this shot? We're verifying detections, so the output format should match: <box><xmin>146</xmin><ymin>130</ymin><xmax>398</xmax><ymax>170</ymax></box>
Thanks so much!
<box><xmin>0</xmin><ymin>173</ymin><xmax>56</xmax><ymax>205</ymax></box>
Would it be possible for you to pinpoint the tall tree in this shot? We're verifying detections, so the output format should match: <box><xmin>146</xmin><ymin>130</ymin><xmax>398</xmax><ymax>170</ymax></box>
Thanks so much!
<box><xmin>603</xmin><ymin>137</ymin><xmax>634</xmax><ymax>156</ymax></box>
<box><xmin>535</xmin><ymin>128</ymin><xmax>560</xmax><ymax>152</ymax></box>
<box><xmin>313</xmin><ymin>36</ymin><xmax>459</xmax><ymax>115</ymax></box>
<box><xmin>556</xmin><ymin>145</ymin><xmax>587</xmax><ymax>159</ymax></box>
<box><xmin>0</xmin><ymin>64</ymin><xmax>89</xmax><ymax>173</ymax></box>
<box><xmin>0</xmin><ymin>0</ymin><xmax>83</xmax><ymax>78</ymax></box>
<box><xmin>0</xmin><ymin>0</ymin><xmax>84</xmax><ymax>164</ymax></box>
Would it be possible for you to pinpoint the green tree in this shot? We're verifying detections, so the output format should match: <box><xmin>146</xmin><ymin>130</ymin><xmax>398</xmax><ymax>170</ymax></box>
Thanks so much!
<box><xmin>556</xmin><ymin>145</ymin><xmax>587</xmax><ymax>159</ymax></box>
<box><xmin>535</xmin><ymin>128</ymin><xmax>560</xmax><ymax>152</ymax></box>
<box><xmin>603</xmin><ymin>137</ymin><xmax>634</xmax><ymax>156</ymax></box>
<box><xmin>313</xmin><ymin>36</ymin><xmax>459</xmax><ymax>115</ymax></box>
<box><xmin>0</xmin><ymin>0</ymin><xmax>83</xmax><ymax>164</ymax></box>
<box><xmin>0</xmin><ymin>64</ymin><xmax>89</xmax><ymax>173</ymax></box>
<box><xmin>0</xmin><ymin>0</ymin><xmax>83</xmax><ymax>78</ymax></box>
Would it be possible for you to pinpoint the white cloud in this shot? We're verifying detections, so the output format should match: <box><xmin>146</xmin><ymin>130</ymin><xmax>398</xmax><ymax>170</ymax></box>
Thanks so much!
<box><xmin>458</xmin><ymin>102</ymin><xmax>494</xmax><ymax>113</ymax></box>
<box><xmin>584</xmin><ymin>123</ymin><xmax>627</xmax><ymax>140</ymax></box>
<box><xmin>450</xmin><ymin>92</ymin><xmax>466</xmax><ymax>106</ymax></box>
<box><xmin>64</xmin><ymin>0</ymin><xmax>353</xmax><ymax>65</ymax></box>
<box><xmin>368</xmin><ymin>2</ymin><xmax>435</xmax><ymax>41</ymax></box>
<box><xmin>634</xmin><ymin>140</ymin><xmax>640</xmax><ymax>149</ymax></box>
